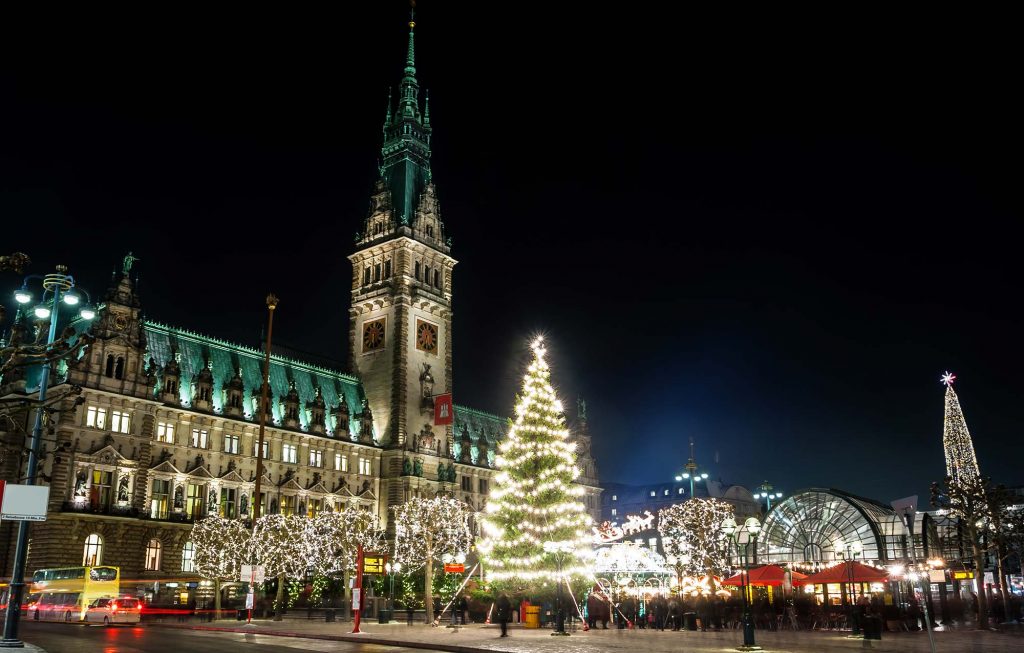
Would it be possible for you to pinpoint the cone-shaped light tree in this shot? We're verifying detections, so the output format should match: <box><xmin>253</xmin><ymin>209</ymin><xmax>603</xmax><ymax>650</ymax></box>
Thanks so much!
<box><xmin>479</xmin><ymin>336</ymin><xmax>593</xmax><ymax>585</ymax></box>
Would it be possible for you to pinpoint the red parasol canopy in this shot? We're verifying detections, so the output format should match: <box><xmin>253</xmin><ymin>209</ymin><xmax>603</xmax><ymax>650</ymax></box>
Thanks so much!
<box><xmin>793</xmin><ymin>561</ymin><xmax>889</xmax><ymax>586</ymax></box>
<box><xmin>721</xmin><ymin>565</ymin><xmax>809</xmax><ymax>587</ymax></box>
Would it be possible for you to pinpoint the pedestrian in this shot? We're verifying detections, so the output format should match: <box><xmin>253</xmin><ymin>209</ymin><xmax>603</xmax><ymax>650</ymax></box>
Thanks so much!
<box><xmin>406</xmin><ymin>601</ymin><xmax>415</xmax><ymax>626</ymax></box>
<box><xmin>668</xmin><ymin>596</ymin><xmax>680</xmax><ymax>631</ymax></box>
<box><xmin>496</xmin><ymin>593</ymin><xmax>512</xmax><ymax>637</ymax></box>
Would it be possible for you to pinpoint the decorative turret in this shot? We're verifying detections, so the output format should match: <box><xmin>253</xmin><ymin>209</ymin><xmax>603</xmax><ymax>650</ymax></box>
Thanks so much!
<box><xmin>358</xmin><ymin>398</ymin><xmax>374</xmax><ymax>442</ymax></box>
<box><xmin>160</xmin><ymin>349</ymin><xmax>181</xmax><ymax>405</ymax></box>
<box><xmin>331</xmin><ymin>393</ymin><xmax>350</xmax><ymax>438</ymax></box>
<box><xmin>192</xmin><ymin>356</ymin><xmax>214</xmax><ymax>411</ymax></box>
<box><xmin>282</xmin><ymin>379</ymin><xmax>301</xmax><ymax>429</ymax></box>
<box><xmin>308</xmin><ymin>386</ymin><xmax>326</xmax><ymax>434</ymax></box>
<box><xmin>459</xmin><ymin>424</ymin><xmax>473</xmax><ymax>464</ymax></box>
<box><xmin>412</xmin><ymin>182</ymin><xmax>445</xmax><ymax>250</ymax></box>
<box><xmin>251</xmin><ymin>378</ymin><xmax>273</xmax><ymax>422</ymax></box>
<box><xmin>224</xmin><ymin>367</ymin><xmax>245</xmax><ymax>417</ymax></box>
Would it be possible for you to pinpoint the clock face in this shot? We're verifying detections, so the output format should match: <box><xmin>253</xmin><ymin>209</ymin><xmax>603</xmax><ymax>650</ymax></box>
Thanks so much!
<box><xmin>113</xmin><ymin>314</ymin><xmax>128</xmax><ymax>331</ymax></box>
<box><xmin>362</xmin><ymin>319</ymin><xmax>386</xmax><ymax>352</ymax></box>
<box><xmin>416</xmin><ymin>319</ymin><xmax>438</xmax><ymax>354</ymax></box>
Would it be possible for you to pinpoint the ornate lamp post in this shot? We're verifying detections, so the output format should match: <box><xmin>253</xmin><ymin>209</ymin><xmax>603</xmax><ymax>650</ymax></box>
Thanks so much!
<box><xmin>674</xmin><ymin>437</ymin><xmax>710</xmax><ymax>498</ymax></box>
<box><xmin>834</xmin><ymin>538</ymin><xmax>863</xmax><ymax>634</ymax></box>
<box><xmin>753</xmin><ymin>481</ymin><xmax>783</xmax><ymax>512</ymax></box>
<box><xmin>385</xmin><ymin>561</ymin><xmax>401</xmax><ymax>618</ymax></box>
<box><xmin>722</xmin><ymin>516</ymin><xmax>762</xmax><ymax>652</ymax></box>
<box><xmin>2</xmin><ymin>265</ymin><xmax>95</xmax><ymax>647</ymax></box>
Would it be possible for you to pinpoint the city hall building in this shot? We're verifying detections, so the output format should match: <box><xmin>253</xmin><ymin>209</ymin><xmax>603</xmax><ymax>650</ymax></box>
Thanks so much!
<box><xmin>0</xmin><ymin>20</ymin><xmax>602</xmax><ymax>603</ymax></box>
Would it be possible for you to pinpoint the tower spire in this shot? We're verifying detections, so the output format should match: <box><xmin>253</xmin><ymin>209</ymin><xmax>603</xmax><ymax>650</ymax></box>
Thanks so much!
<box><xmin>940</xmin><ymin>371</ymin><xmax>981</xmax><ymax>484</ymax></box>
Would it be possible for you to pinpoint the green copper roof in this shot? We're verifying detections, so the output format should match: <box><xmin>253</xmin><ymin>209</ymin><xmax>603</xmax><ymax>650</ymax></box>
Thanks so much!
<box><xmin>454</xmin><ymin>405</ymin><xmax>508</xmax><ymax>467</ymax></box>
<box><xmin>380</xmin><ymin>19</ymin><xmax>432</xmax><ymax>225</ymax></box>
<box><xmin>144</xmin><ymin>321</ymin><xmax>366</xmax><ymax>439</ymax></box>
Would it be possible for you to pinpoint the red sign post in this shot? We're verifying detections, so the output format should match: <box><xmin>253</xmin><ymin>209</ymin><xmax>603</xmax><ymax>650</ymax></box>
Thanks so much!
<box><xmin>351</xmin><ymin>544</ymin><xmax>364</xmax><ymax>634</ymax></box>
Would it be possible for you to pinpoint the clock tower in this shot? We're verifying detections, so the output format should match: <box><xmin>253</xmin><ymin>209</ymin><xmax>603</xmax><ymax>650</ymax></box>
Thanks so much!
<box><xmin>348</xmin><ymin>17</ymin><xmax>455</xmax><ymax>511</ymax></box>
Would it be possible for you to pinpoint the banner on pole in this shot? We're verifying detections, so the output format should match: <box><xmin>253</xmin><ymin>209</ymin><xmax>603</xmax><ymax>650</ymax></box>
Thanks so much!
<box><xmin>434</xmin><ymin>393</ymin><xmax>453</xmax><ymax>425</ymax></box>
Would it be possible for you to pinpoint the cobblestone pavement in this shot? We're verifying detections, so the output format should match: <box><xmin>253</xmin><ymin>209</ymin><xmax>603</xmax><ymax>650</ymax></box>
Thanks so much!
<box><xmin>151</xmin><ymin>619</ymin><xmax>1024</xmax><ymax>653</ymax></box>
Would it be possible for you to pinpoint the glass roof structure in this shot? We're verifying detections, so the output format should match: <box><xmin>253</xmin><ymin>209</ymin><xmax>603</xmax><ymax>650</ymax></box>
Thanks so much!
<box><xmin>758</xmin><ymin>488</ymin><xmax>909</xmax><ymax>565</ymax></box>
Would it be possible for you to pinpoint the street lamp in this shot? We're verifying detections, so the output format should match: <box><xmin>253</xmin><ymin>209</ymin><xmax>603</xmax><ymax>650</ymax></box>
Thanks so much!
<box><xmin>385</xmin><ymin>561</ymin><xmax>402</xmax><ymax>617</ymax></box>
<box><xmin>543</xmin><ymin>541</ymin><xmax>575</xmax><ymax>636</ymax></box>
<box><xmin>722</xmin><ymin>516</ymin><xmax>762</xmax><ymax>652</ymax></box>
<box><xmin>2</xmin><ymin>265</ymin><xmax>94</xmax><ymax>647</ymax></box>
<box><xmin>674</xmin><ymin>437</ymin><xmax>710</xmax><ymax>498</ymax></box>
<box><xmin>833</xmin><ymin>538</ymin><xmax>863</xmax><ymax>634</ymax></box>
<box><xmin>753</xmin><ymin>481</ymin><xmax>783</xmax><ymax>512</ymax></box>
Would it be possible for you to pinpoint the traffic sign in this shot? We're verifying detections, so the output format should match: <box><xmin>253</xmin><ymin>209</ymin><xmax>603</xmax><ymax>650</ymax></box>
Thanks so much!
<box><xmin>444</xmin><ymin>563</ymin><xmax>465</xmax><ymax>574</ymax></box>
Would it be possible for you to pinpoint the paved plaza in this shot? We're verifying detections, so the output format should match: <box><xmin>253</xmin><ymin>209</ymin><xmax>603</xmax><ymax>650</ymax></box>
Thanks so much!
<box><xmin>139</xmin><ymin>619</ymin><xmax>1024</xmax><ymax>653</ymax></box>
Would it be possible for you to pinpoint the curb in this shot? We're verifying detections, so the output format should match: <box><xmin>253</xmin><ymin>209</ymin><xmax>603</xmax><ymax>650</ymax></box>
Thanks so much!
<box><xmin>147</xmin><ymin>623</ymin><xmax>495</xmax><ymax>653</ymax></box>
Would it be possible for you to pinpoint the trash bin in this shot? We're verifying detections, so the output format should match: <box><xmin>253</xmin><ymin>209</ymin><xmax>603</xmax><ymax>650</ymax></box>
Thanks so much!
<box><xmin>378</xmin><ymin>609</ymin><xmax>392</xmax><ymax>624</ymax></box>
<box><xmin>862</xmin><ymin>615</ymin><xmax>882</xmax><ymax>640</ymax></box>
<box><xmin>683</xmin><ymin>612</ymin><xmax>697</xmax><ymax>631</ymax></box>
<box><xmin>325</xmin><ymin>609</ymin><xmax>336</xmax><ymax>623</ymax></box>
<box><xmin>524</xmin><ymin>605</ymin><xmax>541</xmax><ymax>629</ymax></box>
<box><xmin>236</xmin><ymin>610</ymin><xmax>246</xmax><ymax>621</ymax></box>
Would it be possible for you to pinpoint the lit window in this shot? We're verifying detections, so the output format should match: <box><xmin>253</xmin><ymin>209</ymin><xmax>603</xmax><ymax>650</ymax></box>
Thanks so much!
<box><xmin>650</xmin><ymin>491</ymin><xmax>656</xmax><ymax>497</ymax></box>
<box><xmin>611</xmin><ymin>508</ymin><xmax>617</xmax><ymax>516</ymax></box>
<box><xmin>634</xmin><ymin>538</ymin><xmax>643</xmax><ymax>545</ymax></box>
<box><xmin>181</xmin><ymin>541</ymin><xmax>195</xmax><ymax>572</ymax></box>
<box><xmin>335</xmin><ymin>453</ymin><xmax>348</xmax><ymax>472</ymax></box>
<box><xmin>150</xmin><ymin>479</ymin><xmax>170</xmax><ymax>519</ymax></box>
<box><xmin>145</xmin><ymin>539</ymin><xmax>162</xmax><ymax>571</ymax></box>
<box><xmin>282</xmin><ymin>444</ymin><xmax>297</xmax><ymax>464</ymax></box>
<box><xmin>156</xmin><ymin>421</ymin><xmax>175</xmax><ymax>444</ymax></box>
<box><xmin>612</xmin><ymin>495</ymin><xmax>617</xmax><ymax>501</ymax></box>
<box><xmin>224</xmin><ymin>434</ymin><xmax>239</xmax><ymax>454</ymax></box>
<box><xmin>253</xmin><ymin>440</ymin><xmax>269</xmax><ymax>459</ymax></box>
<box><xmin>678</xmin><ymin>488</ymin><xmax>684</xmax><ymax>495</ymax></box>
<box><xmin>649</xmin><ymin>538</ymin><xmax>658</xmax><ymax>547</ymax></box>
<box><xmin>86</xmin><ymin>406</ymin><xmax>107</xmax><ymax>429</ymax></box>
<box><xmin>358</xmin><ymin>458</ymin><xmax>371</xmax><ymax>475</ymax></box>
<box><xmin>191</xmin><ymin>428</ymin><xmax>208</xmax><ymax>448</ymax></box>
<box><xmin>664</xmin><ymin>489</ymin><xmax>669</xmax><ymax>496</ymax></box>
<box><xmin>309</xmin><ymin>450</ymin><xmax>323</xmax><ymax>468</ymax></box>
<box><xmin>280</xmin><ymin>495</ymin><xmax>296</xmax><ymax>516</ymax></box>
<box><xmin>83</xmin><ymin>533</ymin><xmax>103</xmax><ymax>566</ymax></box>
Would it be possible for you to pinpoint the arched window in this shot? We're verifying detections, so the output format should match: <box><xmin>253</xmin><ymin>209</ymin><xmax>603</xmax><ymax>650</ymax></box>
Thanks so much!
<box><xmin>114</xmin><ymin>357</ymin><xmax>125</xmax><ymax>380</ymax></box>
<box><xmin>144</xmin><ymin>539</ymin><xmax>162</xmax><ymax>571</ymax></box>
<box><xmin>83</xmin><ymin>533</ymin><xmax>103</xmax><ymax>566</ymax></box>
<box><xmin>105</xmin><ymin>355</ymin><xmax>114</xmax><ymax>378</ymax></box>
<box><xmin>181</xmin><ymin>541</ymin><xmax>195</xmax><ymax>572</ymax></box>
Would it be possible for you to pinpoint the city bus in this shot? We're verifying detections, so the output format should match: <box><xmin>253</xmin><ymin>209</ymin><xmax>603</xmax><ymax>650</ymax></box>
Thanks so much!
<box><xmin>27</xmin><ymin>566</ymin><xmax>120</xmax><ymax>622</ymax></box>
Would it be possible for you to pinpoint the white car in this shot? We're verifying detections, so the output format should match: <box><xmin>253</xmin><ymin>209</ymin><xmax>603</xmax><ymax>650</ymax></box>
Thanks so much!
<box><xmin>84</xmin><ymin>597</ymin><xmax>142</xmax><ymax>626</ymax></box>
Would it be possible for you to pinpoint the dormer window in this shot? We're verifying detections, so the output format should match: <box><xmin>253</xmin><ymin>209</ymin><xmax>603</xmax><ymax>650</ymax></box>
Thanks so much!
<box><xmin>374</xmin><ymin>221</ymin><xmax>383</xmax><ymax>235</ymax></box>
<box><xmin>426</xmin><ymin>225</ymin><xmax>434</xmax><ymax>238</ymax></box>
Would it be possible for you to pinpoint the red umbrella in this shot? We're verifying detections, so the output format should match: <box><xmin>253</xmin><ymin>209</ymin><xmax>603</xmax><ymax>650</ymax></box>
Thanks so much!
<box><xmin>793</xmin><ymin>561</ymin><xmax>889</xmax><ymax>586</ymax></box>
<box><xmin>721</xmin><ymin>565</ymin><xmax>808</xmax><ymax>587</ymax></box>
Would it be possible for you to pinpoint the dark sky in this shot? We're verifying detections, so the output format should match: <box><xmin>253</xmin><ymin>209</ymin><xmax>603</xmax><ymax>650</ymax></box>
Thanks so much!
<box><xmin>2</xmin><ymin>5</ymin><xmax>1021</xmax><ymax>504</ymax></box>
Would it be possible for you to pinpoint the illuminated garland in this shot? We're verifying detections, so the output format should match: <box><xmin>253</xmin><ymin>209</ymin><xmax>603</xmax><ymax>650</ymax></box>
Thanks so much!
<box><xmin>478</xmin><ymin>336</ymin><xmax>594</xmax><ymax>583</ymax></box>
<box><xmin>657</xmin><ymin>499</ymin><xmax>734</xmax><ymax>578</ymax></box>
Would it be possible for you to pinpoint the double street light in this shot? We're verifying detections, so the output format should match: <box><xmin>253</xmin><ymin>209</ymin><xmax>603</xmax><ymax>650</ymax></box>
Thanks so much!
<box><xmin>721</xmin><ymin>516</ymin><xmax>762</xmax><ymax>652</ymax></box>
<box><xmin>753</xmin><ymin>481</ymin><xmax>783</xmax><ymax>512</ymax></box>
<box><xmin>2</xmin><ymin>265</ymin><xmax>94</xmax><ymax>648</ymax></box>
<box><xmin>384</xmin><ymin>561</ymin><xmax>402</xmax><ymax>616</ymax></box>
<box><xmin>675</xmin><ymin>437</ymin><xmax>710</xmax><ymax>498</ymax></box>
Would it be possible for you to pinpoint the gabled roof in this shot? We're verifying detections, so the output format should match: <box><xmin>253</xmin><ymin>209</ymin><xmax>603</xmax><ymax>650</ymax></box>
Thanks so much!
<box><xmin>150</xmin><ymin>460</ymin><xmax>181</xmax><ymax>474</ymax></box>
<box><xmin>219</xmin><ymin>469</ymin><xmax>246</xmax><ymax>483</ymax></box>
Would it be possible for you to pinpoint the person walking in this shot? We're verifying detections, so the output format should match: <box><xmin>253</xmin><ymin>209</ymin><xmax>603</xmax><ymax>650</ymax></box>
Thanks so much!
<box><xmin>406</xmin><ymin>601</ymin><xmax>415</xmax><ymax>626</ymax></box>
<box><xmin>496</xmin><ymin>593</ymin><xmax>512</xmax><ymax>637</ymax></box>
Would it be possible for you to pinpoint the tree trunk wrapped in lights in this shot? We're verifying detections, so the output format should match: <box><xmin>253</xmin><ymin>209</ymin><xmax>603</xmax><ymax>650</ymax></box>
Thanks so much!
<box><xmin>191</xmin><ymin>516</ymin><xmax>251</xmax><ymax>616</ymax></box>
<box><xmin>391</xmin><ymin>496</ymin><xmax>473</xmax><ymax>623</ymax></box>
<box><xmin>658</xmin><ymin>498</ymin><xmax>734</xmax><ymax>584</ymax></box>
<box><xmin>477</xmin><ymin>336</ymin><xmax>594</xmax><ymax>587</ymax></box>
<box><xmin>247</xmin><ymin>514</ymin><xmax>311</xmax><ymax>621</ymax></box>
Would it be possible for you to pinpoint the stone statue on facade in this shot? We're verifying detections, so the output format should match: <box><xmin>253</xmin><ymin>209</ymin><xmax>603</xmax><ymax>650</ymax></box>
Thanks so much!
<box><xmin>173</xmin><ymin>485</ymin><xmax>184</xmax><ymax>510</ymax></box>
<box><xmin>122</xmin><ymin>251</ymin><xmax>140</xmax><ymax>275</ymax></box>
<box><xmin>413</xmin><ymin>458</ymin><xmax>423</xmax><ymax>477</ymax></box>
<box><xmin>117</xmin><ymin>475</ymin><xmax>130</xmax><ymax>503</ymax></box>
<box><xmin>402</xmin><ymin>457</ymin><xmax>412</xmax><ymax>476</ymax></box>
<box><xmin>419</xmin><ymin>363</ymin><xmax>434</xmax><ymax>412</ymax></box>
<box><xmin>74</xmin><ymin>470</ymin><xmax>88</xmax><ymax>498</ymax></box>
<box><xmin>240</xmin><ymin>493</ymin><xmax>249</xmax><ymax>517</ymax></box>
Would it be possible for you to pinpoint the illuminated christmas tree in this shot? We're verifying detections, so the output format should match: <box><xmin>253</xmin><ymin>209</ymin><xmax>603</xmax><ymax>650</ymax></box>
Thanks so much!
<box><xmin>940</xmin><ymin>371</ymin><xmax>982</xmax><ymax>485</ymax></box>
<box><xmin>479</xmin><ymin>336</ymin><xmax>593</xmax><ymax>584</ymax></box>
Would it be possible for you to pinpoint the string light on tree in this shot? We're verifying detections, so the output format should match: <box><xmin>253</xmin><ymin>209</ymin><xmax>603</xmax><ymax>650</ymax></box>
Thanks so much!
<box><xmin>657</xmin><ymin>499</ymin><xmax>734</xmax><ymax>580</ymax></box>
<box><xmin>478</xmin><ymin>335</ymin><xmax>594</xmax><ymax>584</ymax></box>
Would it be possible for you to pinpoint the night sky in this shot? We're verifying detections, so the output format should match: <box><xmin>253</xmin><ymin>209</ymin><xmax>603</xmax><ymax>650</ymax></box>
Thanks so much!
<box><xmin>2</xmin><ymin>5</ymin><xmax>1021</xmax><ymax>505</ymax></box>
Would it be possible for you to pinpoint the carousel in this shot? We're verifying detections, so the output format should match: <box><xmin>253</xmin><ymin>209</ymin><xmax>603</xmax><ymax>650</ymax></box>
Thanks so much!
<box><xmin>592</xmin><ymin>542</ymin><xmax>675</xmax><ymax>596</ymax></box>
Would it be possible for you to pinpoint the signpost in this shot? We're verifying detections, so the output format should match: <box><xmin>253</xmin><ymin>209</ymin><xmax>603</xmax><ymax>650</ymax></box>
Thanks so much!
<box><xmin>443</xmin><ymin>563</ymin><xmax>465</xmax><ymax>574</ymax></box>
<box><xmin>0</xmin><ymin>483</ymin><xmax>50</xmax><ymax>522</ymax></box>
<box><xmin>240</xmin><ymin>564</ymin><xmax>265</xmax><ymax>624</ymax></box>
<box><xmin>351</xmin><ymin>545</ymin><xmax>364</xmax><ymax>634</ymax></box>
